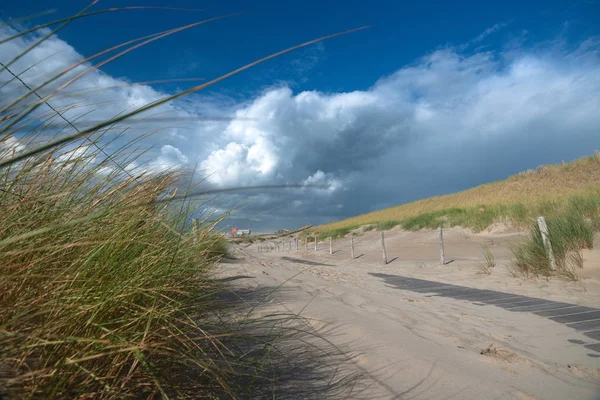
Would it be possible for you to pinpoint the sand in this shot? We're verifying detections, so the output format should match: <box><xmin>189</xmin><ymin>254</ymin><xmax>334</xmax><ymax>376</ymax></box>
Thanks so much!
<box><xmin>220</xmin><ymin>227</ymin><xmax>600</xmax><ymax>399</ymax></box>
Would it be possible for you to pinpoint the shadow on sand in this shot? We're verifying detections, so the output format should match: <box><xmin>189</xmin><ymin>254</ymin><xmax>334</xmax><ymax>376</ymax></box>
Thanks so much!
<box><xmin>205</xmin><ymin>276</ymin><xmax>457</xmax><ymax>399</ymax></box>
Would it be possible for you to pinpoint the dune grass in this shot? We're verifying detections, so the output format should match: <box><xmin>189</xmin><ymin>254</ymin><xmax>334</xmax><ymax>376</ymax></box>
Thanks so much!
<box><xmin>509</xmin><ymin>207</ymin><xmax>594</xmax><ymax>279</ymax></box>
<box><xmin>311</xmin><ymin>155</ymin><xmax>600</xmax><ymax>237</ymax></box>
<box><xmin>0</xmin><ymin>147</ymin><xmax>235</xmax><ymax>397</ymax></box>
<box><xmin>0</xmin><ymin>8</ymin><xmax>369</xmax><ymax>399</ymax></box>
<box><xmin>477</xmin><ymin>244</ymin><xmax>495</xmax><ymax>275</ymax></box>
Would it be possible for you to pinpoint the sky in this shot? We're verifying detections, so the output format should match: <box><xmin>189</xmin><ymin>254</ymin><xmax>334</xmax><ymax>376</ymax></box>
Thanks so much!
<box><xmin>1</xmin><ymin>0</ymin><xmax>600</xmax><ymax>232</ymax></box>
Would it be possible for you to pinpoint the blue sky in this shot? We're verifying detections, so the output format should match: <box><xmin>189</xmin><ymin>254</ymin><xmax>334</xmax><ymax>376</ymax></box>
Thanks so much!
<box><xmin>1</xmin><ymin>1</ymin><xmax>600</xmax><ymax>232</ymax></box>
<box><xmin>3</xmin><ymin>0</ymin><xmax>598</xmax><ymax>94</ymax></box>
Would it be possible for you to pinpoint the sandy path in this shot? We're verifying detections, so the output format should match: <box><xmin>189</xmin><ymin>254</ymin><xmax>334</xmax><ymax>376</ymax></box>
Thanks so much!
<box><xmin>222</xmin><ymin>228</ymin><xmax>600</xmax><ymax>399</ymax></box>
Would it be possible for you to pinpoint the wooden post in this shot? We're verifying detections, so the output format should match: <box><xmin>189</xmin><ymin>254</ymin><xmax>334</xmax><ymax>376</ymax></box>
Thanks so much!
<box><xmin>314</xmin><ymin>236</ymin><xmax>317</xmax><ymax>251</ymax></box>
<box><xmin>537</xmin><ymin>216</ymin><xmax>556</xmax><ymax>271</ymax></box>
<box><xmin>296</xmin><ymin>239</ymin><xmax>299</xmax><ymax>251</ymax></box>
<box><xmin>305</xmin><ymin>238</ymin><xmax>308</xmax><ymax>251</ymax></box>
<box><xmin>351</xmin><ymin>236</ymin><xmax>355</xmax><ymax>259</ymax></box>
<box><xmin>329</xmin><ymin>237</ymin><xmax>333</xmax><ymax>255</ymax></box>
<box><xmin>192</xmin><ymin>218</ymin><xmax>199</xmax><ymax>244</ymax></box>
<box><xmin>380</xmin><ymin>231</ymin><xmax>388</xmax><ymax>265</ymax></box>
<box><xmin>439</xmin><ymin>226</ymin><xmax>445</xmax><ymax>265</ymax></box>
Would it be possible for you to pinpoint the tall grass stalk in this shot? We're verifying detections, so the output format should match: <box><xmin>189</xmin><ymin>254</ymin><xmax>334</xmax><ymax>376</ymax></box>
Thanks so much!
<box><xmin>477</xmin><ymin>244</ymin><xmax>495</xmax><ymax>275</ymax></box>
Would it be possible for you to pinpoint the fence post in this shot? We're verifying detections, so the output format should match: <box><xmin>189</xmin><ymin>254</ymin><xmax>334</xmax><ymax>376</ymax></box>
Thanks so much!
<box><xmin>537</xmin><ymin>216</ymin><xmax>556</xmax><ymax>271</ymax></box>
<box><xmin>314</xmin><ymin>236</ymin><xmax>318</xmax><ymax>252</ymax></box>
<box><xmin>380</xmin><ymin>232</ymin><xmax>388</xmax><ymax>265</ymax></box>
<box><xmin>329</xmin><ymin>237</ymin><xmax>333</xmax><ymax>255</ymax></box>
<box><xmin>439</xmin><ymin>226</ymin><xmax>445</xmax><ymax>265</ymax></box>
<box><xmin>351</xmin><ymin>236</ymin><xmax>355</xmax><ymax>259</ymax></box>
<box><xmin>305</xmin><ymin>238</ymin><xmax>308</xmax><ymax>251</ymax></box>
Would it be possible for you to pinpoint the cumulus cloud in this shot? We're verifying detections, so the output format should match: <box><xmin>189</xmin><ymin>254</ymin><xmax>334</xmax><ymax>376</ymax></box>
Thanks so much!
<box><xmin>2</xmin><ymin>22</ymin><xmax>600</xmax><ymax>231</ymax></box>
<box><xmin>199</xmin><ymin>35</ymin><xmax>600</xmax><ymax>228</ymax></box>
<box><xmin>148</xmin><ymin>145</ymin><xmax>190</xmax><ymax>172</ymax></box>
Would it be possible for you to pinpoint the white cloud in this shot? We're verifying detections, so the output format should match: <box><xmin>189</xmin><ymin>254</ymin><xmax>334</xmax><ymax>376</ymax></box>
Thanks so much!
<box><xmin>303</xmin><ymin>170</ymin><xmax>343</xmax><ymax>193</ymax></box>
<box><xmin>0</xmin><ymin>136</ymin><xmax>25</xmax><ymax>157</ymax></box>
<box><xmin>147</xmin><ymin>145</ymin><xmax>189</xmax><ymax>173</ymax></box>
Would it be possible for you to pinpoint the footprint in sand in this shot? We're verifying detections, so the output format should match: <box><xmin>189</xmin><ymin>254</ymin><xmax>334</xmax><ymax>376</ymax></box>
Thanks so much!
<box><xmin>404</xmin><ymin>297</ymin><xmax>425</xmax><ymax>304</ymax></box>
<box><xmin>567</xmin><ymin>364</ymin><xmax>600</xmax><ymax>381</ymax></box>
<box><xmin>480</xmin><ymin>344</ymin><xmax>520</xmax><ymax>363</ymax></box>
<box><xmin>512</xmin><ymin>391</ymin><xmax>539</xmax><ymax>400</ymax></box>
<box><xmin>323</xmin><ymin>287</ymin><xmax>345</xmax><ymax>297</ymax></box>
<box><xmin>361</xmin><ymin>303</ymin><xmax>381</xmax><ymax>314</ymax></box>
<box><xmin>341</xmin><ymin>292</ymin><xmax>367</xmax><ymax>307</ymax></box>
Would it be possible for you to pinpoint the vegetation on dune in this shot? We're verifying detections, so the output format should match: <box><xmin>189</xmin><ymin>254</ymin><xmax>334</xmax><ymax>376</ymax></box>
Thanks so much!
<box><xmin>477</xmin><ymin>244</ymin><xmax>495</xmax><ymax>275</ymax></box>
<box><xmin>509</xmin><ymin>207</ymin><xmax>594</xmax><ymax>279</ymax></box>
<box><xmin>311</xmin><ymin>155</ymin><xmax>600</xmax><ymax>237</ymax></box>
<box><xmin>0</xmin><ymin>8</ymin><xmax>366</xmax><ymax>399</ymax></box>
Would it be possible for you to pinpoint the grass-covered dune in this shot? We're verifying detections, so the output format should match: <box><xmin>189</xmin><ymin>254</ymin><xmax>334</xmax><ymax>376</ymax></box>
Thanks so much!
<box><xmin>311</xmin><ymin>154</ymin><xmax>600</xmax><ymax>240</ymax></box>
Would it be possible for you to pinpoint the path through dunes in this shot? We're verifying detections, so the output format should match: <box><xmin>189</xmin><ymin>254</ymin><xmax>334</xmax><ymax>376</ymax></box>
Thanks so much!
<box><xmin>223</xmin><ymin>228</ymin><xmax>600</xmax><ymax>399</ymax></box>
